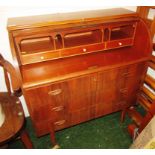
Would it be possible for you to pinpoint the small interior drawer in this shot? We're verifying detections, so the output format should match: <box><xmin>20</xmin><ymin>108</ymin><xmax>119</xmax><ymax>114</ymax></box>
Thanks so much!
<box><xmin>106</xmin><ymin>38</ymin><xmax>133</xmax><ymax>49</ymax></box>
<box><xmin>20</xmin><ymin>50</ymin><xmax>60</xmax><ymax>64</ymax></box>
<box><xmin>61</xmin><ymin>43</ymin><xmax>105</xmax><ymax>57</ymax></box>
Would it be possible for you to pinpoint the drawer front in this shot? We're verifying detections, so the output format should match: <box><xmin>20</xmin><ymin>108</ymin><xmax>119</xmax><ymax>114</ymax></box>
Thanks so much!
<box><xmin>125</xmin><ymin>62</ymin><xmax>146</xmax><ymax>105</ymax></box>
<box><xmin>61</xmin><ymin>43</ymin><xmax>105</xmax><ymax>57</ymax></box>
<box><xmin>24</xmin><ymin>82</ymin><xmax>68</xmax><ymax>124</ymax></box>
<box><xmin>21</xmin><ymin>50</ymin><xmax>60</xmax><ymax>65</ymax></box>
<box><xmin>106</xmin><ymin>38</ymin><xmax>133</xmax><ymax>49</ymax></box>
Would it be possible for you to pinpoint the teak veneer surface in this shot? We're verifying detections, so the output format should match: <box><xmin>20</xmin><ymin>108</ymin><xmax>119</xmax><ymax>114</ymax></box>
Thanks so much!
<box><xmin>7</xmin><ymin>8</ymin><xmax>152</xmax><ymax>145</ymax></box>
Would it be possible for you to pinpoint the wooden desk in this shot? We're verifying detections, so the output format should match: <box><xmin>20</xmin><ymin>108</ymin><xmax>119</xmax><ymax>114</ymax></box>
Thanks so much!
<box><xmin>7</xmin><ymin>8</ymin><xmax>152</xmax><ymax>145</ymax></box>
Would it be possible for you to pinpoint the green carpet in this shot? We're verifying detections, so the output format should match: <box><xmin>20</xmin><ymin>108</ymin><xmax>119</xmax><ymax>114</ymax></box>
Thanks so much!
<box><xmin>8</xmin><ymin>111</ymin><xmax>133</xmax><ymax>149</ymax></box>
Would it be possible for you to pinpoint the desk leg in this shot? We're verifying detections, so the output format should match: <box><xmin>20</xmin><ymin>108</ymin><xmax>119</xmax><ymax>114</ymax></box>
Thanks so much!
<box><xmin>49</xmin><ymin>124</ymin><xmax>60</xmax><ymax>149</ymax></box>
<box><xmin>121</xmin><ymin>108</ymin><xmax>127</xmax><ymax>123</ymax></box>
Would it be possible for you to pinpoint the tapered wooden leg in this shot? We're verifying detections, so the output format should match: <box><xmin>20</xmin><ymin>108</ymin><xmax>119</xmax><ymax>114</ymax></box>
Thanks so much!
<box><xmin>121</xmin><ymin>109</ymin><xmax>127</xmax><ymax>123</ymax></box>
<box><xmin>50</xmin><ymin>130</ymin><xmax>57</xmax><ymax>146</ymax></box>
<box><xmin>20</xmin><ymin>130</ymin><xmax>33</xmax><ymax>149</ymax></box>
<box><xmin>49</xmin><ymin>124</ymin><xmax>60</xmax><ymax>148</ymax></box>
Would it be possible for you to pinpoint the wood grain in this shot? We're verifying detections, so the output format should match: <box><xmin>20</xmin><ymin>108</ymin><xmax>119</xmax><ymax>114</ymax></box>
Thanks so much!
<box><xmin>7</xmin><ymin>8</ymin><xmax>152</xmax><ymax>144</ymax></box>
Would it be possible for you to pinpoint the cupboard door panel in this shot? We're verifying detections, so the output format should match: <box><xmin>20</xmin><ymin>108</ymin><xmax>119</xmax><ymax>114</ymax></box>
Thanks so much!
<box><xmin>68</xmin><ymin>106</ymin><xmax>95</xmax><ymax>126</ymax></box>
<box><xmin>67</xmin><ymin>74</ymin><xmax>97</xmax><ymax>111</ymax></box>
<box><xmin>95</xmin><ymin>67</ymin><xmax>128</xmax><ymax>116</ymax></box>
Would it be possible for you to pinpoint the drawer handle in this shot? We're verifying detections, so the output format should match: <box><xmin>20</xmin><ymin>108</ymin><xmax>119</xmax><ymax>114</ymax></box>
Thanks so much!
<box><xmin>54</xmin><ymin>120</ymin><xmax>66</xmax><ymax>126</ymax></box>
<box><xmin>21</xmin><ymin>51</ymin><xmax>27</xmax><ymax>54</ymax></box>
<box><xmin>83</xmin><ymin>48</ymin><xmax>87</xmax><ymax>52</ymax></box>
<box><xmin>118</xmin><ymin>42</ymin><xmax>122</xmax><ymax>46</ymax></box>
<box><xmin>122</xmin><ymin>72</ymin><xmax>134</xmax><ymax>77</ymax></box>
<box><xmin>52</xmin><ymin>106</ymin><xmax>64</xmax><ymax>111</ymax></box>
<box><xmin>120</xmin><ymin>88</ymin><xmax>128</xmax><ymax>94</ymax></box>
<box><xmin>48</xmin><ymin>89</ymin><xmax>62</xmax><ymax>96</ymax></box>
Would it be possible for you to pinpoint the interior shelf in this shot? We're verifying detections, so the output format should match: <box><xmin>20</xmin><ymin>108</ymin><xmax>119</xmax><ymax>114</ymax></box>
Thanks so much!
<box><xmin>110</xmin><ymin>25</ymin><xmax>135</xmax><ymax>40</ymax></box>
<box><xmin>64</xmin><ymin>29</ymin><xmax>102</xmax><ymax>48</ymax></box>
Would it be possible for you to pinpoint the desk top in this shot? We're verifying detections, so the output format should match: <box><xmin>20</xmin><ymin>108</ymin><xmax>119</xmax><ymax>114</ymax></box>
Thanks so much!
<box><xmin>7</xmin><ymin>8</ymin><xmax>138</xmax><ymax>31</ymax></box>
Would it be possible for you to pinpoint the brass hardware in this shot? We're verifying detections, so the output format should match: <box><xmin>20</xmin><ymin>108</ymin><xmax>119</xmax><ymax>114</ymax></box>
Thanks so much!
<box><xmin>18</xmin><ymin>112</ymin><xmax>23</xmax><ymax>116</ymax></box>
<box><xmin>83</xmin><ymin>48</ymin><xmax>87</xmax><ymax>52</ymax></box>
<box><xmin>48</xmin><ymin>89</ymin><xmax>62</xmax><ymax>96</ymax></box>
<box><xmin>52</xmin><ymin>106</ymin><xmax>64</xmax><ymax>111</ymax></box>
<box><xmin>118</xmin><ymin>42</ymin><xmax>122</xmax><ymax>46</ymax></box>
<box><xmin>122</xmin><ymin>72</ymin><xmax>134</xmax><ymax>77</ymax></box>
<box><xmin>21</xmin><ymin>51</ymin><xmax>27</xmax><ymax>54</ymax></box>
<box><xmin>16</xmin><ymin>100</ymin><xmax>20</xmax><ymax>104</ymax></box>
<box><xmin>54</xmin><ymin>120</ymin><xmax>66</xmax><ymax>126</ymax></box>
<box><xmin>120</xmin><ymin>88</ymin><xmax>128</xmax><ymax>94</ymax></box>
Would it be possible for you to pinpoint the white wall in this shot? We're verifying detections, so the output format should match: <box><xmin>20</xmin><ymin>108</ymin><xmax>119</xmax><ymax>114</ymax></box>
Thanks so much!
<box><xmin>0</xmin><ymin>5</ymin><xmax>153</xmax><ymax>117</ymax></box>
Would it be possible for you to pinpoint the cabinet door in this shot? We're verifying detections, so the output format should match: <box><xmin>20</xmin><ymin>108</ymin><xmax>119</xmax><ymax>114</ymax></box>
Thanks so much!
<box><xmin>95</xmin><ymin>67</ymin><xmax>128</xmax><ymax>117</ymax></box>
<box><xmin>66</xmin><ymin>74</ymin><xmax>97</xmax><ymax>126</ymax></box>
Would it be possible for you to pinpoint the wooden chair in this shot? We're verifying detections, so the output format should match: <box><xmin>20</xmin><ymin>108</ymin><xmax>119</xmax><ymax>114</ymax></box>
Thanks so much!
<box><xmin>121</xmin><ymin>6</ymin><xmax>155</xmax><ymax>140</ymax></box>
<box><xmin>0</xmin><ymin>53</ymin><xmax>33</xmax><ymax>148</ymax></box>
<box><xmin>124</xmin><ymin>57</ymin><xmax>155</xmax><ymax>140</ymax></box>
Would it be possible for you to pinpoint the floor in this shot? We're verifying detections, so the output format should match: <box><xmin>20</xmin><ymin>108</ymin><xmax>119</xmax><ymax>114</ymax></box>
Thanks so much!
<box><xmin>8</xmin><ymin>111</ymin><xmax>133</xmax><ymax>149</ymax></box>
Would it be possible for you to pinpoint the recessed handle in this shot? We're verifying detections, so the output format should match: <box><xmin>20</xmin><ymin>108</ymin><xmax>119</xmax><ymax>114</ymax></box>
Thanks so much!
<box><xmin>122</xmin><ymin>72</ymin><xmax>134</xmax><ymax>77</ymax></box>
<box><xmin>48</xmin><ymin>89</ymin><xmax>62</xmax><ymax>96</ymax></box>
<box><xmin>120</xmin><ymin>88</ymin><xmax>128</xmax><ymax>94</ymax></box>
<box><xmin>54</xmin><ymin>120</ymin><xmax>66</xmax><ymax>126</ymax></box>
<box><xmin>52</xmin><ymin>106</ymin><xmax>64</xmax><ymax>111</ymax></box>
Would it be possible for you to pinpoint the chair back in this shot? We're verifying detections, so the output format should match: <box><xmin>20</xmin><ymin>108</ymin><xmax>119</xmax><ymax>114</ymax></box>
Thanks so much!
<box><xmin>0</xmin><ymin>53</ymin><xmax>22</xmax><ymax>96</ymax></box>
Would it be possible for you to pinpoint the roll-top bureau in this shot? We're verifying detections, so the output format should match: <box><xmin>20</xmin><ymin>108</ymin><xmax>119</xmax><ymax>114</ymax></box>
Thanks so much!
<box><xmin>7</xmin><ymin>8</ymin><xmax>152</xmax><ymax>146</ymax></box>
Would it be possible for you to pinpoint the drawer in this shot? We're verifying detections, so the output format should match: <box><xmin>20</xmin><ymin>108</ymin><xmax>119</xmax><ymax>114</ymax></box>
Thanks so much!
<box><xmin>21</xmin><ymin>50</ymin><xmax>60</xmax><ymax>65</ymax></box>
<box><xmin>54</xmin><ymin>119</ymin><xmax>67</xmax><ymax>131</ymax></box>
<box><xmin>106</xmin><ymin>38</ymin><xmax>133</xmax><ymax>49</ymax></box>
<box><xmin>112</xmin><ymin>100</ymin><xmax>127</xmax><ymax>112</ymax></box>
<box><xmin>51</xmin><ymin>105</ymin><xmax>66</xmax><ymax>122</ymax></box>
<box><xmin>61</xmin><ymin>43</ymin><xmax>105</xmax><ymax>57</ymax></box>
